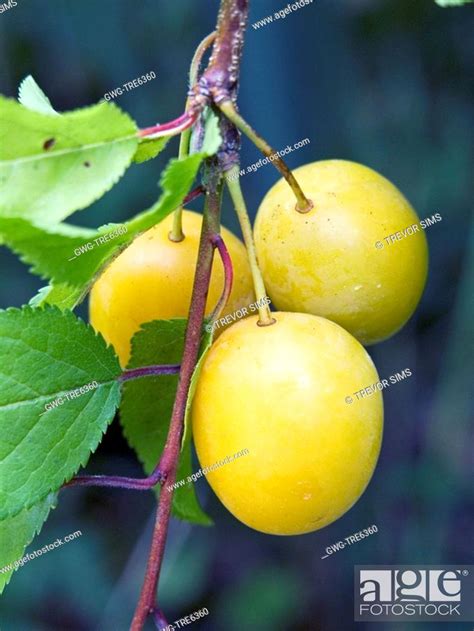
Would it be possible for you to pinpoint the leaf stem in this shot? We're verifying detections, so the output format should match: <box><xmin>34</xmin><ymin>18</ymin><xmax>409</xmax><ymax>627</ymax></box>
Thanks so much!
<box><xmin>225</xmin><ymin>166</ymin><xmax>274</xmax><ymax>326</ymax></box>
<box><xmin>139</xmin><ymin>111</ymin><xmax>197</xmax><ymax>139</ymax></box>
<box><xmin>219</xmin><ymin>100</ymin><xmax>313</xmax><ymax>213</ymax></box>
<box><xmin>119</xmin><ymin>364</ymin><xmax>180</xmax><ymax>382</ymax></box>
<box><xmin>182</xmin><ymin>184</ymin><xmax>206</xmax><ymax>206</ymax></box>
<box><xmin>64</xmin><ymin>470</ymin><xmax>164</xmax><ymax>491</ymax></box>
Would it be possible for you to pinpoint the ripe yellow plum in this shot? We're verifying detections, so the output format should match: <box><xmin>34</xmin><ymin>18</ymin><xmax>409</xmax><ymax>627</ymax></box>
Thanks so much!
<box><xmin>90</xmin><ymin>210</ymin><xmax>254</xmax><ymax>366</ymax></box>
<box><xmin>192</xmin><ymin>312</ymin><xmax>383</xmax><ymax>535</ymax></box>
<box><xmin>254</xmin><ymin>160</ymin><xmax>428</xmax><ymax>345</ymax></box>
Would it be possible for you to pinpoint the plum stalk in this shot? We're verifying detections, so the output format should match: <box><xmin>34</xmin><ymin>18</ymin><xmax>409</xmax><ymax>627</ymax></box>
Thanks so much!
<box><xmin>225</xmin><ymin>168</ymin><xmax>274</xmax><ymax>325</ymax></box>
<box><xmin>219</xmin><ymin>101</ymin><xmax>313</xmax><ymax>213</ymax></box>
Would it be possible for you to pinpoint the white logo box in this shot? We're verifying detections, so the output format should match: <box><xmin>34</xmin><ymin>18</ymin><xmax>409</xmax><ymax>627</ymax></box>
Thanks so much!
<box><xmin>354</xmin><ymin>565</ymin><xmax>474</xmax><ymax>622</ymax></box>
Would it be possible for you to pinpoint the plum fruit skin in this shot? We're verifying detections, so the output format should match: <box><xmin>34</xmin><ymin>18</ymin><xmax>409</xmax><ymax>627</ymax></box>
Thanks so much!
<box><xmin>90</xmin><ymin>210</ymin><xmax>254</xmax><ymax>366</ymax></box>
<box><xmin>254</xmin><ymin>160</ymin><xmax>428</xmax><ymax>345</ymax></box>
<box><xmin>192</xmin><ymin>312</ymin><xmax>383</xmax><ymax>535</ymax></box>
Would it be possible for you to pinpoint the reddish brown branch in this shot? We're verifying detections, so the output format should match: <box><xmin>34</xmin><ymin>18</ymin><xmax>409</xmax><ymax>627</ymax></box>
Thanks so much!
<box><xmin>130</xmin><ymin>167</ymin><xmax>223</xmax><ymax>631</ymax></box>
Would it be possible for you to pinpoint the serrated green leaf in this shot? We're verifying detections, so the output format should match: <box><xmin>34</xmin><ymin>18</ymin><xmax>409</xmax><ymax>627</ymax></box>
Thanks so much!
<box><xmin>16</xmin><ymin>76</ymin><xmax>168</xmax><ymax>165</ymax></box>
<box><xmin>0</xmin><ymin>151</ymin><xmax>210</xmax><ymax>309</ymax></box>
<box><xmin>0</xmin><ymin>97</ymin><xmax>138</xmax><ymax>224</ymax></box>
<box><xmin>435</xmin><ymin>0</ymin><xmax>473</xmax><ymax>5</ymax></box>
<box><xmin>18</xmin><ymin>75</ymin><xmax>58</xmax><ymax>116</ymax></box>
<box><xmin>29</xmin><ymin>283</ymin><xmax>84</xmax><ymax>310</ymax></box>
<box><xmin>0</xmin><ymin>493</ymin><xmax>57</xmax><ymax>593</ymax></box>
<box><xmin>200</xmin><ymin>108</ymin><xmax>222</xmax><ymax>155</ymax></box>
<box><xmin>120</xmin><ymin>319</ymin><xmax>212</xmax><ymax>525</ymax></box>
<box><xmin>0</xmin><ymin>307</ymin><xmax>122</xmax><ymax>520</ymax></box>
<box><xmin>133</xmin><ymin>136</ymin><xmax>170</xmax><ymax>163</ymax></box>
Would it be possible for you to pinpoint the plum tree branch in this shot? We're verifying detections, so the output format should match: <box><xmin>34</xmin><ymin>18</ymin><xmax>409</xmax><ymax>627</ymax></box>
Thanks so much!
<box><xmin>130</xmin><ymin>2</ymin><xmax>250</xmax><ymax>628</ymax></box>
<box><xmin>130</xmin><ymin>165</ymin><xmax>223</xmax><ymax>631</ymax></box>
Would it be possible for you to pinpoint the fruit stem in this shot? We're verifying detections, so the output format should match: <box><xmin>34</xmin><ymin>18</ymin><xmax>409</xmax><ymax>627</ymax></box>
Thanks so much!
<box><xmin>209</xmin><ymin>233</ymin><xmax>234</xmax><ymax>323</ymax></box>
<box><xmin>219</xmin><ymin>100</ymin><xmax>313</xmax><ymax>213</ymax></box>
<box><xmin>130</xmin><ymin>165</ymin><xmax>223</xmax><ymax>631</ymax></box>
<box><xmin>170</xmin><ymin>32</ymin><xmax>217</xmax><ymax>242</ymax></box>
<box><xmin>168</xmin><ymin>124</ymin><xmax>191</xmax><ymax>242</ymax></box>
<box><xmin>225</xmin><ymin>166</ymin><xmax>274</xmax><ymax>326</ymax></box>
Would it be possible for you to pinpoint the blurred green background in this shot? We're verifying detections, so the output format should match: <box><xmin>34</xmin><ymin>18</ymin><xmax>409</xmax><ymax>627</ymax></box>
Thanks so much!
<box><xmin>0</xmin><ymin>1</ymin><xmax>473</xmax><ymax>630</ymax></box>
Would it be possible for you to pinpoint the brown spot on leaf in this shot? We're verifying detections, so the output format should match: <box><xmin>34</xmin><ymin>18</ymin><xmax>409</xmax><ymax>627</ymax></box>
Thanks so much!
<box><xmin>84</xmin><ymin>161</ymin><xmax>91</xmax><ymax>167</ymax></box>
<box><xmin>43</xmin><ymin>138</ymin><xmax>55</xmax><ymax>150</ymax></box>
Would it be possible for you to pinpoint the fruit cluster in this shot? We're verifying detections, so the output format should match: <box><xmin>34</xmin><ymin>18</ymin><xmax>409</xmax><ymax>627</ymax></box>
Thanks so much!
<box><xmin>91</xmin><ymin>159</ymin><xmax>428</xmax><ymax>536</ymax></box>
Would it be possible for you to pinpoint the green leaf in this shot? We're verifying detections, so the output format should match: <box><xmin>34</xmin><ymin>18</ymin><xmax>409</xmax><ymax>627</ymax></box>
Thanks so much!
<box><xmin>0</xmin><ymin>151</ymin><xmax>211</xmax><ymax>309</ymax></box>
<box><xmin>0</xmin><ymin>307</ymin><xmax>122</xmax><ymax>520</ymax></box>
<box><xmin>16</xmin><ymin>76</ymin><xmax>167</xmax><ymax>165</ymax></box>
<box><xmin>0</xmin><ymin>96</ymin><xmax>138</xmax><ymax>224</ymax></box>
<box><xmin>0</xmin><ymin>493</ymin><xmax>57</xmax><ymax>593</ymax></box>
<box><xmin>200</xmin><ymin>108</ymin><xmax>222</xmax><ymax>155</ymax></box>
<box><xmin>133</xmin><ymin>136</ymin><xmax>170</xmax><ymax>163</ymax></box>
<box><xmin>120</xmin><ymin>319</ymin><xmax>212</xmax><ymax>525</ymax></box>
<box><xmin>29</xmin><ymin>283</ymin><xmax>85</xmax><ymax>310</ymax></box>
<box><xmin>18</xmin><ymin>75</ymin><xmax>58</xmax><ymax>116</ymax></box>
<box><xmin>435</xmin><ymin>0</ymin><xmax>473</xmax><ymax>5</ymax></box>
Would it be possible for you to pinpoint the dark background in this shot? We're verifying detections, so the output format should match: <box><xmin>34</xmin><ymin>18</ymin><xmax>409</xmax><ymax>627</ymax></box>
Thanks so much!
<box><xmin>0</xmin><ymin>1</ymin><xmax>473</xmax><ymax>630</ymax></box>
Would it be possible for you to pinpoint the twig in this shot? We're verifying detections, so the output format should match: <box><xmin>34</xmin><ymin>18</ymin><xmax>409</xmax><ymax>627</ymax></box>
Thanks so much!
<box><xmin>130</xmin><ymin>167</ymin><xmax>223</xmax><ymax>631</ymax></box>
